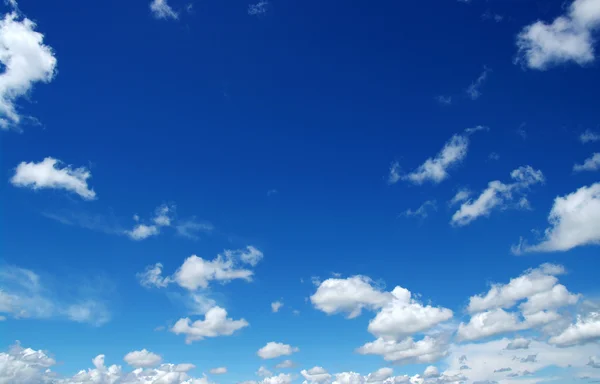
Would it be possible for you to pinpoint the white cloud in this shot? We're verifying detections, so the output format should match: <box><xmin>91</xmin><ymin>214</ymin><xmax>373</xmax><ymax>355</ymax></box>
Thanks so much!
<box><xmin>580</xmin><ymin>129</ymin><xmax>600</xmax><ymax>143</ymax></box>
<box><xmin>0</xmin><ymin>342</ymin><xmax>56</xmax><ymax>384</ymax></box>
<box><xmin>224</xmin><ymin>245</ymin><xmax>264</xmax><ymax>267</ymax></box>
<box><xmin>271</xmin><ymin>301</ymin><xmax>283</xmax><ymax>313</ymax></box>
<box><xmin>257</xmin><ymin>366</ymin><xmax>273</xmax><ymax>377</ymax></box>
<box><xmin>0</xmin><ymin>11</ymin><xmax>56</xmax><ymax>129</ymax></box>
<box><xmin>402</xmin><ymin>200</ymin><xmax>437</xmax><ymax>219</ymax></box>
<box><xmin>137</xmin><ymin>263</ymin><xmax>171</xmax><ymax>288</ymax></box>
<box><xmin>367</xmin><ymin>287</ymin><xmax>453</xmax><ymax>341</ymax></box>
<box><xmin>451</xmin><ymin>165</ymin><xmax>544</xmax><ymax>226</ymax></box>
<box><xmin>123</xmin><ymin>349</ymin><xmax>162</xmax><ymax>368</ymax></box>
<box><xmin>210</xmin><ymin>367</ymin><xmax>227</xmax><ymax>374</ymax></box>
<box><xmin>171</xmin><ymin>306</ymin><xmax>249</xmax><ymax>344</ymax></box>
<box><xmin>10</xmin><ymin>158</ymin><xmax>96</xmax><ymax>200</ymax></box>
<box><xmin>310</xmin><ymin>275</ymin><xmax>391</xmax><ymax>318</ymax></box>
<box><xmin>574</xmin><ymin>153</ymin><xmax>600</xmax><ymax>172</ymax></box>
<box><xmin>423</xmin><ymin>366</ymin><xmax>439</xmax><ymax>378</ymax></box>
<box><xmin>548</xmin><ymin>312</ymin><xmax>600</xmax><ymax>347</ymax></box>
<box><xmin>257</xmin><ymin>342</ymin><xmax>299</xmax><ymax>359</ymax></box>
<box><xmin>466</xmin><ymin>66</ymin><xmax>491</xmax><ymax>100</ymax></box>
<box><xmin>175</xmin><ymin>219</ymin><xmax>214</xmax><ymax>240</ymax></box>
<box><xmin>174</xmin><ymin>254</ymin><xmax>254</xmax><ymax>290</ymax></box>
<box><xmin>516</xmin><ymin>0</ymin><xmax>600</xmax><ymax>70</ymax></box>
<box><xmin>513</xmin><ymin>182</ymin><xmax>600</xmax><ymax>252</ymax></box>
<box><xmin>275</xmin><ymin>360</ymin><xmax>295</xmax><ymax>369</ymax></box>
<box><xmin>248</xmin><ymin>1</ymin><xmax>269</xmax><ymax>16</ymax></box>
<box><xmin>388</xmin><ymin>161</ymin><xmax>401</xmax><ymax>184</ymax></box>
<box><xmin>65</xmin><ymin>301</ymin><xmax>110</xmax><ymax>326</ymax></box>
<box><xmin>404</xmin><ymin>134</ymin><xmax>469</xmax><ymax>185</ymax></box>
<box><xmin>125</xmin><ymin>204</ymin><xmax>174</xmax><ymax>241</ymax></box>
<box><xmin>435</xmin><ymin>95</ymin><xmax>452</xmax><ymax>105</ymax></box>
<box><xmin>357</xmin><ymin>336</ymin><xmax>449</xmax><ymax>365</ymax></box>
<box><xmin>301</xmin><ymin>366</ymin><xmax>332</xmax><ymax>384</ymax></box>
<box><xmin>150</xmin><ymin>0</ymin><xmax>178</xmax><ymax>19</ymax></box>
<box><xmin>449</xmin><ymin>189</ymin><xmax>471</xmax><ymax>206</ymax></box>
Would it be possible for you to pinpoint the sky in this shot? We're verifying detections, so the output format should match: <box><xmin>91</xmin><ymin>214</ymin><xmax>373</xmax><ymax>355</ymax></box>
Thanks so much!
<box><xmin>1</xmin><ymin>0</ymin><xmax>600</xmax><ymax>383</ymax></box>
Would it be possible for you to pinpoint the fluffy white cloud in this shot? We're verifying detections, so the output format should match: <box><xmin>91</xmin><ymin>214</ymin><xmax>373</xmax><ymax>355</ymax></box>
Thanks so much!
<box><xmin>516</xmin><ymin>0</ymin><xmax>600</xmax><ymax>70</ymax></box>
<box><xmin>466</xmin><ymin>264</ymin><xmax>565</xmax><ymax>313</ymax></box>
<box><xmin>150</xmin><ymin>0</ymin><xmax>178</xmax><ymax>19</ymax></box>
<box><xmin>513</xmin><ymin>182</ymin><xmax>600</xmax><ymax>252</ymax></box>
<box><xmin>257</xmin><ymin>342</ymin><xmax>299</xmax><ymax>359</ymax></box>
<box><xmin>574</xmin><ymin>153</ymin><xmax>600</xmax><ymax>172</ymax></box>
<box><xmin>126</xmin><ymin>224</ymin><xmax>159</xmax><ymax>240</ymax></box>
<box><xmin>0</xmin><ymin>342</ymin><xmax>55</xmax><ymax>384</ymax></box>
<box><xmin>10</xmin><ymin>158</ymin><xmax>96</xmax><ymax>200</ymax></box>
<box><xmin>209</xmin><ymin>367</ymin><xmax>227</xmax><ymax>374</ymax></box>
<box><xmin>402</xmin><ymin>200</ymin><xmax>437</xmax><ymax>219</ymax></box>
<box><xmin>301</xmin><ymin>366</ymin><xmax>332</xmax><ymax>384</ymax></box>
<box><xmin>367</xmin><ymin>287</ymin><xmax>453</xmax><ymax>340</ymax></box>
<box><xmin>171</xmin><ymin>306</ymin><xmax>249</xmax><ymax>344</ymax></box>
<box><xmin>466</xmin><ymin>66</ymin><xmax>491</xmax><ymax>100</ymax></box>
<box><xmin>366</xmin><ymin>367</ymin><xmax>394</xmax><ymax>383</ymax></box>
<box><xmin>549</xmin><ymin>312</ymin><xmax>600</xmax><ymax>347</ymax></box>
<box><xmin>357</xmin><ymin>336</ymin><xmax>449</xmax><ymax>365</ymax></box>
<box><xmin>271</xmin><ymin>301</ymin><xmax>283</xmax><ymax>313</ymax></box>
<box><xmin>581</xmin><ymin>129</ymin><xmax>600</xmax><ymax>143</ymax></box>
<box><xmin>310</xmin><ymin>276</ymin><xmax>391</xmax><ymax>318</ymax></box>
<box><xmin>123</xmin><ymin>349</ymin><xmax>162</xmax><ymax>368</ymax></box>
<box><xmin>451</xmin><ymin>165</ymin><xmax>544</xmax><ymax>226</ymax></box>
<box><xmin>225</xmin><ymin>246</ymin><xmax>264</xmax><ymax>266</ymax></box>
<box><xmin>0</xmin><ymin>11</ymin><xmax>56</xmax><ymax>129</ymax></box>
<box><xmin>257</xmin><ymin>366</ymin><xmax>273</xmax><ymax>377</ymax></box>
<box><xmin>174</xmin><ymin>254</ymin><xmax>254</xmax><ymax>290</ymax></box>
<box><xmin>423</xmin><ymin>366</ymin><xmax>439</xmax><ymax>379</ymax></box>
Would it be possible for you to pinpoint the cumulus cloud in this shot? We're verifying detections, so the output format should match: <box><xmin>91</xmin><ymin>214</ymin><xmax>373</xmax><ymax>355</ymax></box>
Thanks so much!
<box><xmin>310</xmin><ymin>276</ymin><xmax>391</xmax><ymax>318</ymax></box>
<box><xmin>150</xmin><ymin>0</ymin><xmax>178</xmax><ymax>19</ymax></box>
<box><xmin>505</xmin><ymin>338</ymin><xmax>531</xmax><ymax>350</ymax></box>
<box><xmin>458</xmin><ymin>264</ymin><xmax>579</xmax><ymax>341</ymax></box>
<box><xmin>513</xmin><ymin>182</ymin><xmax>600</xmax><ymax>253</ymax></box>
<box><xmin>466</xmin><ymin>66</ymin><xmax>491</xmax><ymax>100</ymax></box>
<box><xmin>123</xmin><ymin>349</ymin><xmax>162</xmax><ymax>368</ymax></box>
<box><xmin>301</xmin><ymin>366</ymin><xmax>332</xmax><ymax>384</ymax></box>
<box><xmin>271</xmin><ymin>301</ymin><xmax>283</xmax><ymax>313</ymax></box>
<box><xmin>574</xmin><ymin>153</ymin><xmax>600</xmax><ymax>172</ymax></box>
<box><xmin>548</xmin><ymin>312</ymin><xmax>600</xmax><ymax>347</ymax></box>
<box><xmin>174</xmin><ymin>254</ymin><xmax>254</xmax><ymax>291</ymax></box>
<box><xmin>367</xmin><ymin>287</ymin><xmax>453</xmax><ymax>341</ymax></box>
<box><xmin>0</xmin><ymin>10</ymin><xmax>57</xmax><ymax>129</ymax></box>
<box><xmin>451</xmin><ymin>165</ymin><xmax>544</xmax><ymax>226</ymax></box>
<box><xmin>10</xmin><ymin>158</ymin><xmax>96</xmax><ymax>200</ymax></box>
<box><xmin>275</xmin><ymin>360</ymin><xmax>295</xmax><ymax>369</ymax></box>
<box><xmin>516</xmin><ymin>0</ymin><xmax>600</xmax><ymax>70</ymax></box>
<box><xmin>357</xmin><ymin>335</ymin><xmax>449</xmax><ymax>365</ymax></box>
<box><xmin>257</xmin><ymin>342</ymin><xmax>299</xmax><ymax>359</ymax></box>
<box><xmin>137</xmin><ymin>263</ymin><xmax>171</xmax><ymax>288</ymax></box>
<box><xmin>171</xmin><ymin>306</ymin><xmax>249</xmax><ymax>344</ymax></box>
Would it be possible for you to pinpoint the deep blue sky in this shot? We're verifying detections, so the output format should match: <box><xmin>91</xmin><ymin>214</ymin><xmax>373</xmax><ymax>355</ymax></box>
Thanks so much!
<box><xmin>1</xmin><ymin>0</ymin><xmax>600</xmax><ymax>383</ymax></box>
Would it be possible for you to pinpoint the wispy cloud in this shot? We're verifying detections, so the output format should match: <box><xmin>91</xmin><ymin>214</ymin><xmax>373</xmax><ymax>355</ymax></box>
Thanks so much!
<box><xmin>150</xmin><ymin>0</ymin><xmax>178</xmax><ymax>20</ymax></box>
<box><xmin>435</xmin><ymin>95</ymin><xmax>452</xmax><ymax>105</ymax></box>
<box><xmin>466</xmin><ymin>66</ymin><xmax>491</xmax><ymax>100</ymax></box>
<box><xmin>402</xmin><ymin>200</ymin><xmax>437</xmax><ymax>219</ymax></box>
<box><xmin>175</xmin><ymin>218</ymin><xmax>214</xmax><ymax>240</ymax></box>
<box><xmin>248</xmin><ymin>0</ymin><xmax>269</xmax><ymax>16</ymax></box>
<box><xmin>580</xmin><ymin>129</ymin><xmax>600</xmax><ymax>143</ymax></box>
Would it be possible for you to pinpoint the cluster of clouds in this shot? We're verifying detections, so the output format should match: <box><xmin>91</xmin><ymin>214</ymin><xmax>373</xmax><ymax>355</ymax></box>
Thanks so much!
<box><xmin>309</xmin><ymin>264</ymin><xmax>600</xmax><ymax>382</ymax></box>
<box><xmin>137</xmin><ymin>246</ymin><xmax>263</xmax><ymax>344</ymax></box>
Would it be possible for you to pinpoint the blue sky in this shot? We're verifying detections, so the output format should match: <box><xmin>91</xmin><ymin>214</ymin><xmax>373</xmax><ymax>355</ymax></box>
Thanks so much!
<box><xmin>1</xmin><ymin>0</ymin><xmax>600</xmax><ymax>383</ymax></box>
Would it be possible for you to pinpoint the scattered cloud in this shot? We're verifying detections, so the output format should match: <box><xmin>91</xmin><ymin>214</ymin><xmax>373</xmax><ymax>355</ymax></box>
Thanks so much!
<box><xmin>175</xmin><ymin>218</ymin><xmax>214</xmax><ymax>240</ymax></box>
<box><xmin>0</xmin><ymin>10</ymin><xmax>57</xmax><ymax>129</ymax></box>
<box><xmin>123</xmin><ymin>349</ymin><xmax>162</xmax><ymax>368</ymax></box>
<box><xmin>137</xmin><ymin>263</ymin><xmax>171</xmax><ymax>289</ymax></box>
<box><xmin>357</xmin><ymin>335</ymin><xmax>450</xmax><ymax>365</ymax></box>
<box><xmin>248</xmin><ymin>0</ymin><xmax>269</xmax><ymax>16</ymax></box>
<box><xmin>513</xmin><ymin>182</ymin><xmax>600</xmax><ymax>253</ymax></box>
<box><xmin>574</xmin><ymin>153</ymin><xmax>600</xmax><ymax>172</ymax></box>
<box><xmin>580</xmin><ymin>129</ymin><xmax>600</xmax><ymax>143</ymax></box>
<box><xmin>451</xmin><ymin>165</ymin><xmax>544</xmax><ymax>226</ymax></box>
<box><xmin>449</xmin><ymin>189</ymin><xmax>471</xmax><ymax>206</ymax></box>
<box><xmin>392</xmin><ymin>128</ymin><xmax>486</xmax><ymax>186</ymax></box>
<box><xmin>210</xmin><ymin>367</ymin><xmax>227</xmax><ymax>375</ymax></box>
<box><xmin>10</xmin><ymin>157</ymin><xmax>96</xmax><ymax>200</ymax></box>
<box><xmin>171</xmin><ymin>306</ymin><xmax>249</xmax><ymax>344</ymax></box>
<box><xmin>125</xmin><ymin>204</ymin><xmax>175</xmax><ymax>240</ymax></box>
<box><xmin>150</xmin><ymin>0</ymin><xmax>178</xmax><ymax>19</ymax></box>
<box><xmin>275</xmin><ymin>360</ymin><xmax>295</xmax><ymax>369</ymax></box>
<box><xmin>466</xmin><ymin>66</ymin><xmax>491</xmax><ymax>100</ymax></box>
<box><xmin>515</xmin><ymin>0</ymin><xmax>600</xmax><ymax>70</ymax></box>
<box><xmin>402</xmin><ymin>200</ymin><xmax>437</xmax><ymax>219</ymax></box>
<box><xmin>257</xmin><ymin>342</ymin><xmax>299</xmax><ymax>359</ymax></box>
<box><xmin>42</xmin><ymin>210</ymin><xmax>123</xmax><ymax>235</ymax></box>
<box><xmin>271</xmin><ymin>301</ymin><xmax>283</xmax><ymax>313</ymax></box>
<box><xmin>257</xmin><ymin>366</ymin><xmax>273</xmax><ymax>377</ymax></box>
<box><xmin>301</xmin><ymin>366</ymin><xmax>331</xmax><ymax>384</ymax></box>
